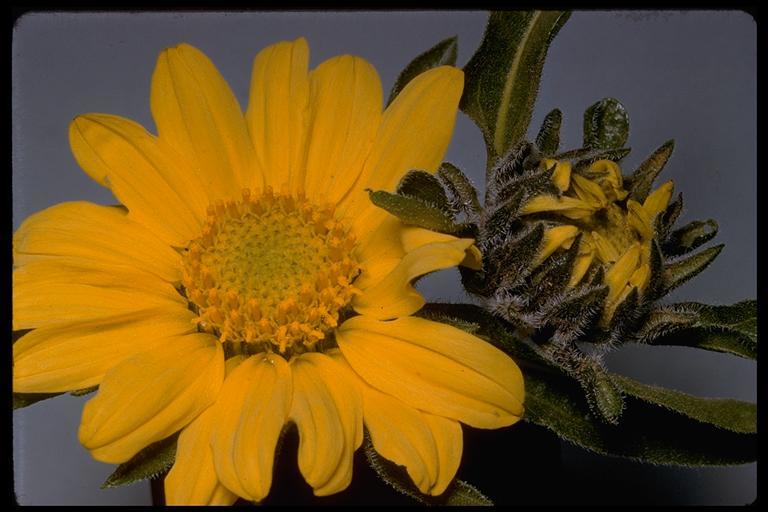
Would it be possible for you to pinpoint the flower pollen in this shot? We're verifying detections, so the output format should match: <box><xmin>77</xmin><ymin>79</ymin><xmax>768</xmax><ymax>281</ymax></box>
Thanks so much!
<box><xmin>182</xmin><ymin>188</ymin><xmax>361</xmax><ymax>355</ymax></box>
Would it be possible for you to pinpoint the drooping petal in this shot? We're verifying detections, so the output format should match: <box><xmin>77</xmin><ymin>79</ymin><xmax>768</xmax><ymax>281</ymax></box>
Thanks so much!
<box><xmin>352</xmin><ymin>238</ymin><xmax>474</xmax><ymax>320</ymax></box>
<box><xmin>78</xmin><ymin>333</ymin><xmax>224</xmax><ymax>464</ymax></box>
<box><xmin>289</xmin><ymin>352</ymin><xmax>363</xmax><ymax>496</ymax></box>
<box><xmin>13</xmin><ymin>307</ymin><xmax>196</xmax><ymax>393</ymax></box>
<box><xmin>246</xmin><ymin>38</ymin><xmax>310</xmax><ymax>191</ymax></box>
<box><xmin>69</xmin><ymin>114</ymin><xmax>204</xmax><ymax>246</ymax></box>
<box><xmin>344</xmin><ymin>66</ymin><xmax>463</xmax><ymax>240</ymax></box>
<box><xmin>151</xmin><ymin>43</ymin><xmax>255</xmax><ymax>199</ymax></box>
<box><xmin>303</xmin><ymin>55</ymin><xmax>382</xmax><ymax>204</ymax></box>
<box><xmin>210</xmin><ymin>354</ymin><xmax>292</xmax><ymax>503</ymax></box>
<box><xmin>336</xmin><ymin>316</ymin><xmax>524</xmax><ymax>429</ymax></box>
<box><xmin>13</xmin><ymin>201</ymin><xmax>181</xmax><ymax>283</ymax></box>
<box><xmin>165</xmin><ymin>407</ymin><xmax>237</xmax><ymax>506</ymax></box>
<box><xmin>13</xmin><ymin>259</ymin><xmax>185</xmax><ymax>330</ymax></box>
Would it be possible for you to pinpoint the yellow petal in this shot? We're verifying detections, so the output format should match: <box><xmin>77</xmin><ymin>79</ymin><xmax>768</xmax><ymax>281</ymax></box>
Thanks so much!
<box><xmin>13</xmin><ymin>260</ymin><xmax>185</xmax><ymax>330</ymax></box>
<box><xmin>535</xmin><ymin>225</ymin><xmax>579</xmax><ymax>266</ymax></box>
<box><xmin>520</xmin><ymin>195</ymin><xmax>596</xmax><ymax>219</ymax></box>
<box><xmin>165</xmin><ymin>407</ymin><xmax>238</xmax><ymax>506</ymax></box>
<box><xmin>605</xmin><ymin>244</ymin><xmax>641</xmax><ymax>304</ymax></box>
<box><xmin>78</xmin><ymin>333</ymin><xmax>224</xmax><ymax>463</ymax></box>
<box><xmin>568</xmin><ymin>246</ymin><xmax>594</xmax><ymax>287</ymax></box>
<box><xmin>353</xmin><ymin>216</ymin><xmax>407</xmax><ymax>290</ymax></box>
<box><xmin>353</xmin><ymin>238</ymin><xmax>474</xmax><ymax>320</ymax></box>
<box><xmin>542</xmin><ymin>159</ymin><xmax>571</xmax><ymax>192</ymax></box>
<box><xmin>69</xmin><ymin>114</ymin><xmax>204</xmax><ymax>246</ymax></box>
<box><xmin>571</xmin><ymin>174</ymin><xmax>608</xmax><ymax>208</ymax></box>
<box><xmin>13</xmin><ymin>201</ymin><xmax>181</xmax><ymax>283</ymax></box>
<box><xmin>402</xmin><ymin>227</ymin><xmax>482</xmax><ymax>270</ymax></box>
<box><xmin>626</xmin><ymin>199</ymin><xmax>653</xmax><ymax>240</ymax></box>
<box><xmin>336</xmin><ymin>315</ymin><xmax>524</xmax><ymax>428</ymax></box>
<box><xmin>420</xmin><ymin>413</ymin><xmax>463</xmax><ymax>496</ymax></box>
<box><xmin>289</xmin><ymin>353</ymin><xmax>363</xmax><ymax>496</ymax></box>
<box><xmin>589</xmin><ymin>159</ymin><xmax>627</xmax><ymax>201</ymax></box>
<box><xmin>13</xmin><ymin>307</ymin><xmax>196</xmax><ymax>393</ymax></box>
<box><xmin>590</xmin><ymin>231</ymin><xmax>620</xmax><ymax>264</ymax></box>
<box><xmin>246</xmin><ymin>38</ymin><xmax>310</xmax><ymax>191</ymax></box>
<box><xmin>344</xmin><ymin>66</ymin><xmax>463</xmax><ymax>242</ymax></box>
<box><xmin>151</xmin><ymin>44</ymin><xmax>254</xmax><ymax>199</ymax></box>
<box><xmin>304</xmin><ymin>55</ymin><xmax>382</xmax><ymax>204</ymax></box>
<box><xmin>629</xmin><ymin>262</ymin><xmax>651</xmax><ymax>291</ymax></box>
<box><xmin>643</xmin><ymin>180</ymin><xmax>674</xmax><ymax>218</ymax></box>
<box><xmin>210</xmin><ymin>353</ymin><xmax>292</xmax><ymax>503</ymax></box>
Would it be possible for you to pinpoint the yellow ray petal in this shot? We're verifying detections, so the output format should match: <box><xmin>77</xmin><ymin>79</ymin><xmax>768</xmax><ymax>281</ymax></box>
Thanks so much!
<box><xmin>13</xmin><ymin>307</ymin><xmax>196</xmax><ymax>393</ymax></box>
<box><xmin>535</xmin><ymin>225</ymin><xmax>579</xmax><ymax>266</ymax></box>
<box><xmin>165</xmin><ymin>406</ymin><xmax>238</xmax><ymax>506</ymax></box>
<box><xmin>304</xmin><ymin>55</ymin><xmax>382</xmax><ymax>204</ymax></box>
<box><xmin>520</xmin><ymin>195</ymin><xmax>596</xmax><ymax>219</ymax></box>
<box><xmin>629</xmin><ymin>262</ymin><xmax>651</xmax><ymax>292</ymax></box>
<box><xmin>289</xmin><ymin>352</ymin><xmax>363</xmax><ymax>496</ymax></box>
<box><xmin>568</xmin><ymin>245</ymin><xmax>595</xmax><ymax>287</ymax></box>
<box><xmin>13</xmin><ymin>201</ymin><xmax>181</xmax><ymax>283</ymax></box>
<box><xmin>344</xmin><ymin>66</ymin><xmax>463</xmax><ymax>241</ymax></box>
<box><xmin>151</xmin><ymin>43</ymin><xmax>254</xmax><ymax>199</ymax></box>
<box><xmin>626</xmin><ymin>199</ymin><xmax>653</xmax><ymax>240</ymax></box>
<box><xmin>541</xmin><ymin>158</ymin><xmax>571</xmax><ymax>192</ymax></box>
<box><xmin>336</xmin><ymin>315</ymin><xmax>524</xmax><ymax>429</ymax></box>
<box><xmin>571</xmin><ymin>174</ymin><xmax>609</xmax><ymax>208</ymax></box>
<box><xmin>78</xmin><ymin>333</ymin><xmax>224</xmax><ymax>463</ymax></box>
<box><xmin>353</xmin><ymin>238</ymin><xmax>474</xmax><ymax>320</ymax></box>
<box><xmin>246</xmin><ymin>38</ymin><xmax>310</xmax><ymax>191</ymax></box>
<box><xmin>420</xmin><ymin>413</ymin><xmax>463</xmax><ymax>496</ymax></box>
<box><xmin>69</xmin><ymin>114</ymin><xmax>204</xmax><ymax>246</ymax></box>
<box><xmin>605</xmin><ymin>244</ymin><xmax>641</xmax><ymax>304</ymax></box>
<box><xmin>589</xmin><ymin>159</ymin><xmax>627</xmax><ymax>201</ymax></box>
<box><xmin>13</xmin><ymin>260</ymin><xmax>185</xmax><ymax>330</ymax></box>
<box><xmin>643</xmin><ymin>180</ymin><xmax>674</xmax><ymax>218</ymax></box>
<box><xmin>590</xmin><ymin>231</ymin><xmax>620</xmax><ymax>264</ymax></box>
<box><xmin>210</xmin><ymin>353</ymin><xmax>292</xmax><ymax>503</ymax></box>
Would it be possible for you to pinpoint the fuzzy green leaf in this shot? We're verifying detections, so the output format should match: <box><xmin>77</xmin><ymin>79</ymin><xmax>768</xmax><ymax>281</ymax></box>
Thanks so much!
<box><xmin>583</xmin><ymin>98</ymin><xmax>629</xmax><ymax>150</ymax></box>
<box><xmin>387</xmin><ymin>36</ymin><xmax>458</xmax><ymax>106</ymax></box>
<box><xmin>442</xmin><ymin>480</ymin><xmax>494</xmax><ymax>506</ymax></box>
<box><xmin>647</xmin><ymin>300</ymin><xmax>757</xmax><ymax>359</ymax></box>
<box><xmin>658</xmin><ymin>192</ymin><xmax>683</xmax><ymax>238</ymax></box>
<box><xmin>523</xmin><ymin>369</ymin><xmax>756</xmax><ymax>466</ymax></box>
<box><xmin>535</xmin><ymin>108</ymin><xmax>562</xmax><ymax>155</ymax></box>
<box><xmin>13</xmin><ymin>392</ymin><xmax>62</xmax><ymax>410</ymax></box>
<box><xmin>628</xmin><ymin>140</ymin><xmax>675</xmax><ymax>202</ymax></box>
<box><xmin>612</xmin><ymin>374</ymin><xmax>756</xmax><ymax>434</ymax></box>
<box><xmin>579</xmin><ymin>363</ymin><xmax>625</xmax><ymax>425</ymax></box>
<box><xmin>102</xmin><ymin>433</ymin><xmax>178</xmax><ymax>488</ymax></box>
<box><xmin>461</xmin><ymin>11</ymin><xmax>571</xmax><ymax>165</ymax></box>
<box><xmin>556</xmin><ymin>147</ymin><xmax>631</xmax><ymax>172</ymax></box>
<box><xmin>663</xmin><ymin>244</ymin><xmax>724</xmax><ymax>294</ymax></box>
<box><xmin>437</xmin><ymin>162</ymin><xmax>482</xmax><ymax>217</ymax></box>
<box><xmin>396</xmin><ymin>170</ymin><xmax>450</xmax><ymax>211</ymax></box>
<box><xmin>368</xmin><ymin>190</ymin><xmax>460</xmax><ymax>233</ymax></box>
<box><xmin>662</xmin><ymin>219</ymin><xmax>718</xmax><ymax>257</ymax></box>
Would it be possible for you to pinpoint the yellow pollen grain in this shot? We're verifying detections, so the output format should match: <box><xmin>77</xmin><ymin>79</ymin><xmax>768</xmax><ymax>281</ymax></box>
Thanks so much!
<box><xmin>181</xmin><ymin>188</ymin><xmax>360</xmax><ymax>355</ymax></box>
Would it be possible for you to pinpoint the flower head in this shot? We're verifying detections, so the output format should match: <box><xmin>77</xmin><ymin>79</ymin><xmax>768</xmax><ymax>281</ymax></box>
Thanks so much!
<box><xmin>13</xmin><ymin>39</ymin><xmax>525</xmax><ymax>504</ymax></box>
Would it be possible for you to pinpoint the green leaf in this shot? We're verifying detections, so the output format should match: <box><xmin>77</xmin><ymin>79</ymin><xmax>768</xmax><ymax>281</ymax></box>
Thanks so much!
<box><xmin>13</xmin><ymin>392</ymin><xmax>62</xmax><ymax>410</ymax></box>
<box><xmin>661</xmin><ymin>219</ymin><xmax>718</xmax><ymax>257</ymax></box>
<box><xmin>555</xmin><ymin>146</ymin><xmax>632</xmax><ymax>172</ymax></box>
<box><xmin>582</xmin><ymin>98</ymin><xmax>630</xmax><ymax>150</ymax></box>
<box><xmin>396</xmin><ymin>170</ymin><xmax>450</xmax><ymax>211</ymax></box>
<box><xmin>387</xmin><ymin>36</ymin><xmax>458</xmax><ymax>106</ymax></box>
<box><xmin>437</xmin><ymin>162</ymin><xmax>482</xmax><ymax>217</ymax></box>
<box><xmin>646</xmin><ymin>300</ymin><xmax>757</xmax><ymax>359</ymax></box>
<box><xmin>368</xmin><ymin>190</ymin><xmax>461</xmax><ymax>233</ymax></box>
<box><xmin>523</xmin><ymin>369</ymin><xmax>756</xmax><ymax>466</ymax></box>
<box><xmin>658</xmin><ymin>192</ymin><xmax>684</xmax><ymax>238</ymax></box>
<box><xmin>628</xmin><ymin>140</ymin><xmax>675</xmax><ymax>202</ymax></box>
<box><xmin>663</xmin><ymin>244</ymin><xmax>724</xmax><ymax>294</ymax></box>
<box><xmin>102</xmin><ymin>433</ymin><xmax>179</xmax><ymax>488</ymax></box>
<box><xmin>612</xmin><ymin>374</ymin><xmax>756</xmax><ymax>434</ymax></box>
<box><xmin>461</xmin><ymin>11</ymin><xmax>571</xmax><ymax>166</ymax></box>
<box><xmin>535</xmin><ymin>108</ymin><xmax>562</xmax><ymax>154</ymax></box>
<box><xmin>442</xmin><ymin>480</ymin><xmax>494</xmax><ymax>506</ymax></box>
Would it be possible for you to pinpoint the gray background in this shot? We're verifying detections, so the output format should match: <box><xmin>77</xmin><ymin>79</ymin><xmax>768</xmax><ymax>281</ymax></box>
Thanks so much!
<box><xmin>12</xmin><ymin>11</ymin><xmax>756</xmax><ymax>505</ymax></box>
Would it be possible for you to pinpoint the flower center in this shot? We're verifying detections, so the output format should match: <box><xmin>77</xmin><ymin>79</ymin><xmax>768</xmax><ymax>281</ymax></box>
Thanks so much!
<box><xmin>182</xmin><ymin>188</ymin><xmax>360</xmax><ymax>355</ymax></box>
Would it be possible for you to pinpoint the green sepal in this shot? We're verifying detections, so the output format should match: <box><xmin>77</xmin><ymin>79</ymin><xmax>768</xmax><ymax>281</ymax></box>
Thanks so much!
<box><xmin>662</xmin><ymin>244</ymin><xmax>724</xmax><ymax>294</ymax></box>
<box><xmin>13</xmin><ymin>392</ymin><xmax>62</xmax><ymax>410</ymax></box>
<box><xmin>368</xmin><ymin>190</ymin><xmax>461</xmax><ymax>233</ymax></box>
<box><xmin>535</xmin><ymin>108</ymin><xmax>562</xmax><ymax>155</ymax></box>
<box><xmin>396</xmin><ymin>169</ymin><xmax>451</xmax><ymax>212</ymax></box>
<box><xmin>613</xmin><ymin>374</ymin><xmax>756</xmax><ymax>434</ymax></box>
<box><xmin>658</xmin><ymin>192</ymin><xmax>683</xmax><ymax>239</ymax></box>
<box><xmin>579</xmin><ymin>363</ymin><xmax>625</xmax><ymax>425</ymax></box>
<box><xmin>644</xmin><ymin>300</ymin><xmax>757</xmax><ymax>359</ymax></box>
<box><xmin>387</xmin><ymin>36</ymin><xmax>458</xmax><ymax>106</ymax></box>
<box><xmin>461</xmin><ymin>10</ymin><xmax>571</xmax><ymax>166</ymax></box>
<box><xmin>628</xmin><ymin>139</ymin><xmax>675</xmax><ymax>202</ymax></box>
<box><xmin>540</xmin><ymin>285</ymin><xmax>608</xmax><ymax>343</ymax></box>
<box><xmin>493</xmin><ymin>224</ymin><xmax>545</xmax><ymax>291</ymax></box>
<box><xmin>582</xmin><ymin>98</ymin><xmax>630</xmax><ymax>150</ymax></box>
<box><xmin>556</xmin><ymin>147</ymin><xmax>632</xmax><ymax>171</ymax></box>
<box><xmin>661</xmin><ymin>219</ymin><xmax>718</xmax><ymax>257</ymax></box>
<box><xmin>437</xmin><ymin>162</ymin><xmax>482</xmax><ymax>217</ymax></box>
<box><xmin>523</xmin><ymin>368</ymin><xmax>756</xmax><ymax>466</ymax></box>
<box><xmin>102</xmin><ymin>432</ymin><xmax>179</xmax><ymax>488</ymax></box>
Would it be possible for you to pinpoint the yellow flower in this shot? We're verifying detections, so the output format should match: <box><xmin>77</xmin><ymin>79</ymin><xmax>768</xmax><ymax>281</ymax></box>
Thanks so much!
<box><xmin>12</xmin><ymin>39</ymin><xmax>524</xmax><ymax>504</ymax></box>
<box><xmin>522</xmin><ymin>158</ymin><xmax>673</xmax><ymax>323</ymax></box>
